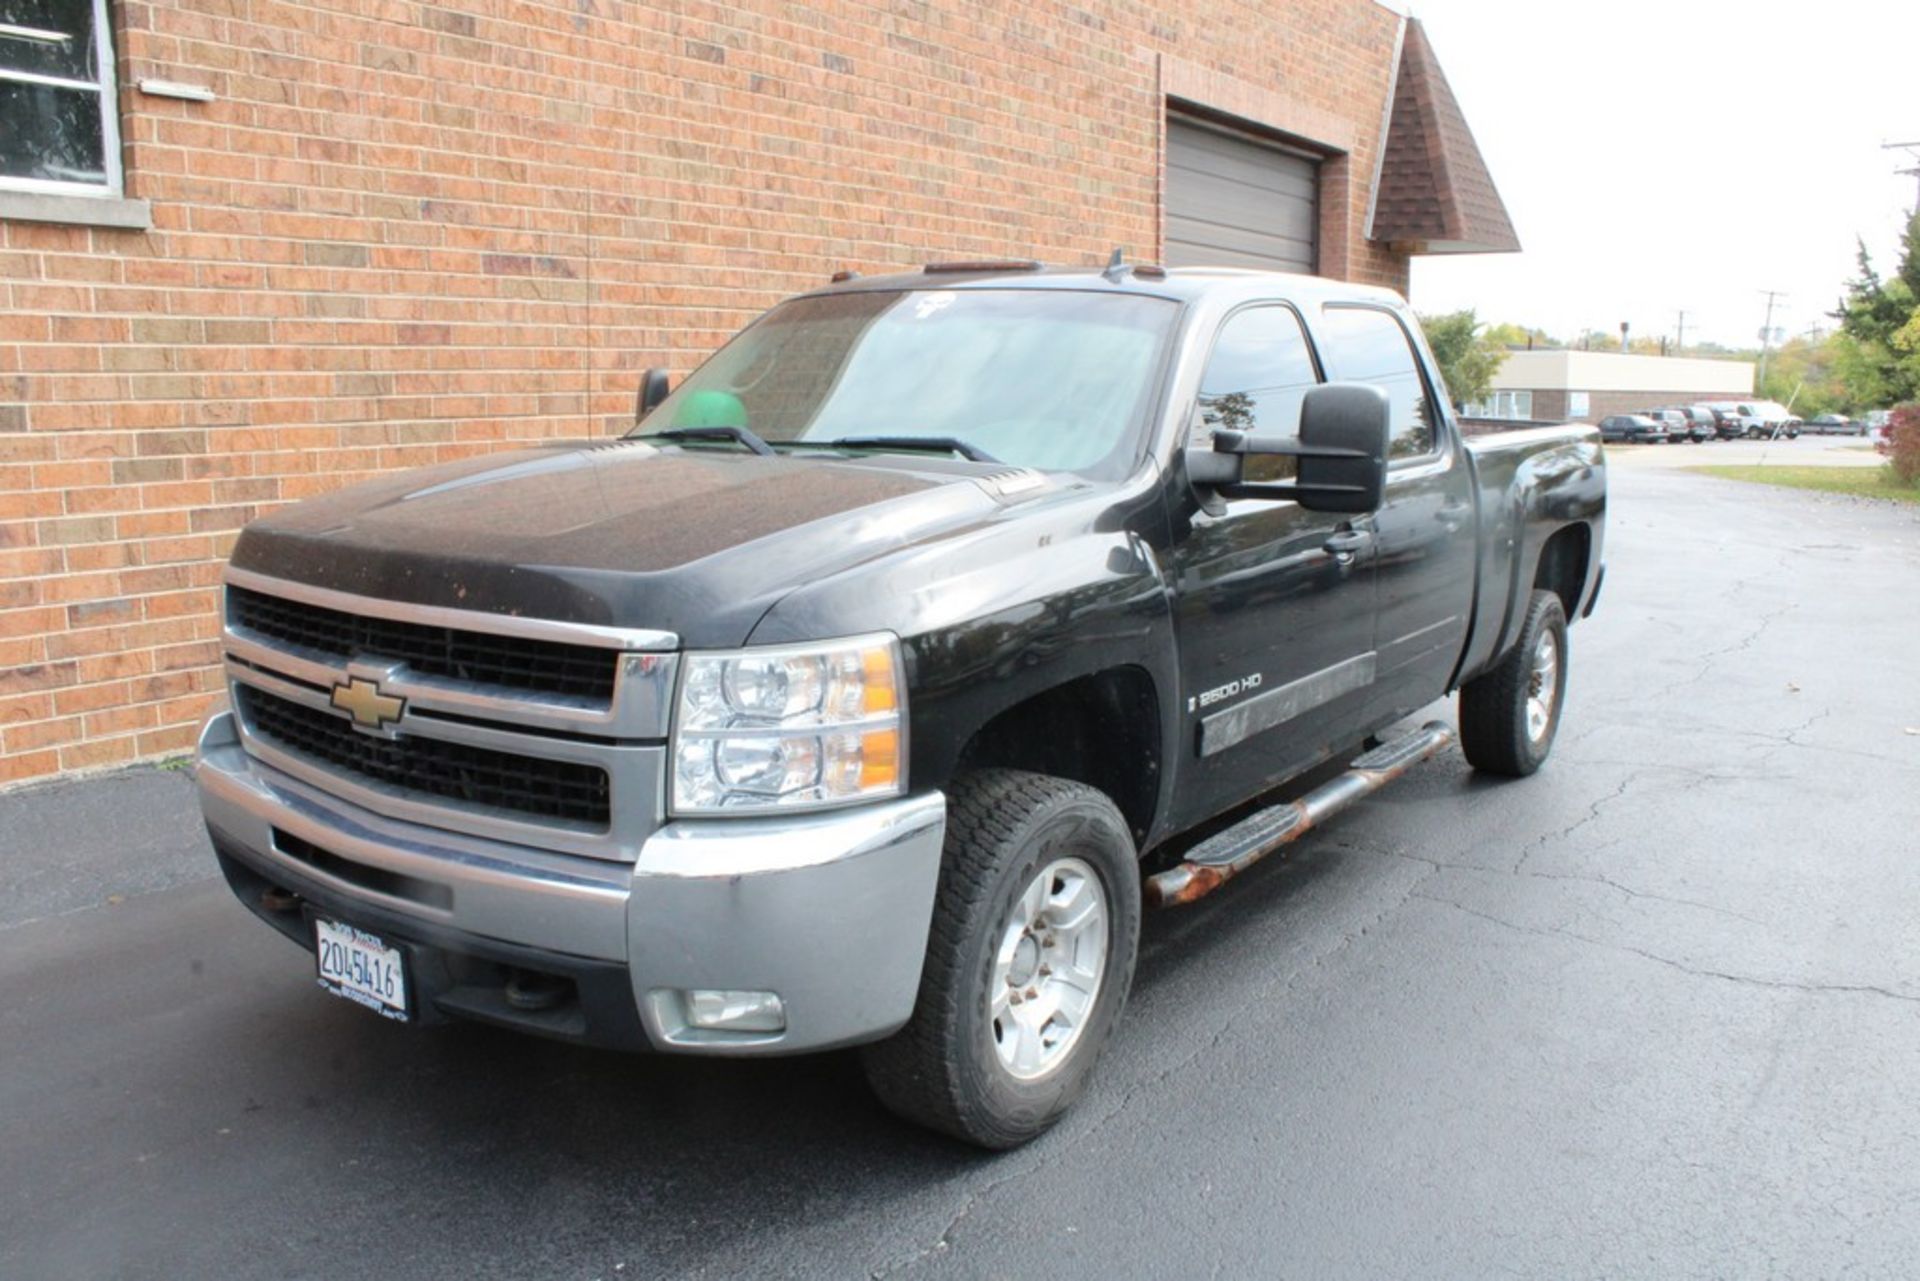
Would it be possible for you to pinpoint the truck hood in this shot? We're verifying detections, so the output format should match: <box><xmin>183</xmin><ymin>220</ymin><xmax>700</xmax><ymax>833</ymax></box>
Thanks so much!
<box><xmin>229</xmin><ymin>440</ymin><xmax>1063</xmax><ymax>647</ymax></box>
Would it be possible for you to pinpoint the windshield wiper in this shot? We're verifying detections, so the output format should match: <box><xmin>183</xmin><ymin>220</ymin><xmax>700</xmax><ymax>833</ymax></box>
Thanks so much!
<box><xmin>647</xmin><ymin>425</ymin><xmax>775</xmax><ymax>457</ymax></box>
<box><xmin>818</xmin><ymin>436</ymin><xmax>1001</xmax><ymax>464</ymax></box>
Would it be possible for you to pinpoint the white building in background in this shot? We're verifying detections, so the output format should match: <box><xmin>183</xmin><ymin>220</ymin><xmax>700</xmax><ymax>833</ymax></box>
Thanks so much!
<box><xmin>1468</xmin><ymin>351</ymin><xmax>1756</xmax><ymax>422</ymax></box>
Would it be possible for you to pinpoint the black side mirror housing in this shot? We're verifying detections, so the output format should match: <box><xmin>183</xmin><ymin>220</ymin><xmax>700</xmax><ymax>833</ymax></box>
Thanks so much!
<box><xmin>1186</xmin><ymin>382</ymin><xmax>1391</xmax><ymax>515</ymax></box>
<box><xmin>635</xmin><ymin>369</ymin><xmax>672</xmax><ymax>424</ymax></box>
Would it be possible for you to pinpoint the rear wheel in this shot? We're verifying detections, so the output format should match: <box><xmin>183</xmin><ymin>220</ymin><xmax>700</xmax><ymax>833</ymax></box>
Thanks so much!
<box><xmin>861</xmin><ymin>769</ymin><xmax>1141</xmax><ymax>1149</ymax></box>
<box><xmin>1459</xmin><ymin>590</ymin><xmax>1569</xmax><ymax>778</ymax></box>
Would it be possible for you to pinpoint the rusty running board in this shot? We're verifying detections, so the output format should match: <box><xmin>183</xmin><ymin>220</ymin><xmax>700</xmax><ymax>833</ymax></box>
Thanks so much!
<box><xmin>1144</xmin><ymin>720</ymin><xmax>1455</xmax><ymax>908</ymax></box>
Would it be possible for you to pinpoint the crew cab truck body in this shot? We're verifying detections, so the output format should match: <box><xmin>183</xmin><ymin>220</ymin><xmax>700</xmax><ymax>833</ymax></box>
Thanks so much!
<box><xmin>196</xmin><ymin>264</ymin><xmax>1605</xmax><ymax>1147</ymax></box>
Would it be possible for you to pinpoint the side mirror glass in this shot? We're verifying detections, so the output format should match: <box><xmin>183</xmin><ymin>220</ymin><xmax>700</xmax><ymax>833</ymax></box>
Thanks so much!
<box><xmin>635</xmin><ymin>369</ymin><xmax>672</xmax><ymax>424</ymax></box>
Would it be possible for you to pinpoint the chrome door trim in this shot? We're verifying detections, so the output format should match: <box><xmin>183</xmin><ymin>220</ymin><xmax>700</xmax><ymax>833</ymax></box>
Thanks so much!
<box><xmin>1199</xmin><ymin>651</ymin><xmax>1377</xmax><ymax>757</ymax></box>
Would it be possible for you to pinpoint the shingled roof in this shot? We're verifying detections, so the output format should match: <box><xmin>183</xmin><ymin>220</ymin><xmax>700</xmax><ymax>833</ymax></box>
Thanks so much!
<box><xmin>1369</xmin><ymin>18</ymin><xmax>1520</xmax><ymax>255</ymax></box>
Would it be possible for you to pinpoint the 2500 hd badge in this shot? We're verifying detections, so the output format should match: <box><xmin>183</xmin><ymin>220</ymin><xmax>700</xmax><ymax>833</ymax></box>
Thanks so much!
<box><xmin>196</xmin><ymin>260</ymin><xmax>1604</xmax><ymax>1148</ymax></box>
<box><xmin>1193</xmin><ymin>672</ymin><xmax>1263</xmax><ymax>711</ymax></box>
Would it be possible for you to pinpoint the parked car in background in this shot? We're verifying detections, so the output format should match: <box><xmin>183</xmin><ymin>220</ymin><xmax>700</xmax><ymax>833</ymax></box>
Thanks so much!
<box><xmin>1742</xmin><ymin>401</ymin><xmax>1802</xmax><ymax>439</ymax></box>
<box><xmin>1700</xmin><ymin>405</ymin><xmax>1745</xmax><ymax>440</ymax></box>
<box><xmin>1599</xmin><ymin>414</ymin><xmax>1670</xmax><ymax>444</ymax></box>
<box><xmin>1701</xmin><ymin>402</ymin><xmax>1800</xmax><ymax>440</ymax></box>
<box><xmin>1641</xmin><ymin>407</ymin><xmax>1709</xmax><ymax>443</ymax></box>
<box><xmin>1804</xmin><ymin>413</ymin><xmax>1862</xmax><ymax>436</ymax></box>
<box><xmin>1663</xmin><ymin>405</ymin><xmax>1720</xmax><ymax>441</ymax></box>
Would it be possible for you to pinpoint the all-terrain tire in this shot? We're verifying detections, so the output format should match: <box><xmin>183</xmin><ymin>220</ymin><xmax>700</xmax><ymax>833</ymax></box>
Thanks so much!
<box><xmin>1459</xmin><ymin>589</ymin><xmax>1570</xmax><ymax>778</ymax></box>
<box><xmin>861</xmin><ymin>769</ymin><xmax>1141</xmax><ymax>1149</ymax></box>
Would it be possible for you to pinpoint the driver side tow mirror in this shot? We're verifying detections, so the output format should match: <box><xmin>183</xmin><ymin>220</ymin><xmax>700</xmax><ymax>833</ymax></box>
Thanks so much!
<box><xmin>635</xmin><ymin>368</ymin><xmax>673</xmax><ymax>425</ymax></box>
<box><xmin>1186</xmin><ymin>382</ymin><xmax>1391</xmax><ymax>516</ymax></box>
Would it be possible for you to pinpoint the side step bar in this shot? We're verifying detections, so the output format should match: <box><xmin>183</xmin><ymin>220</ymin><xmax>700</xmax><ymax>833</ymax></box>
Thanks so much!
<box><xmin>1144</xmin><ymin>720</ymin><xmax>1454</xmax><ymax>908</ymax></box>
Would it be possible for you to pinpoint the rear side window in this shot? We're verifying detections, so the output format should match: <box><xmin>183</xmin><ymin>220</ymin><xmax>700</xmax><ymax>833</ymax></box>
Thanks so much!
<box><xmin>1318</xmin><ymin>305</ymin><xmax>1436</xmax><ymax>459</ymax></box>
<box><xmin>1195</xmin><ymin>305</ymin><xmax>1320</xmax><ymax>480</ymax></box>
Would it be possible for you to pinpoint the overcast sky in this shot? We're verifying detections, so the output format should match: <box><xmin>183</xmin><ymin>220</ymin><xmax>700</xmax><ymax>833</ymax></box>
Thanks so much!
<box><xmin>1399</xmin><ymin>0</ymin><xmax>1919</xmax><ymax>349</ymax></box>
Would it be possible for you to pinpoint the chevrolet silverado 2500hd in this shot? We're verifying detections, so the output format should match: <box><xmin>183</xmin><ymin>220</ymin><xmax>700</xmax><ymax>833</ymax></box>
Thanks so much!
<box><xmin>196</xmin><ymin>262</ymin><xmax>1605</xmax><ymax>1148</ymax></box>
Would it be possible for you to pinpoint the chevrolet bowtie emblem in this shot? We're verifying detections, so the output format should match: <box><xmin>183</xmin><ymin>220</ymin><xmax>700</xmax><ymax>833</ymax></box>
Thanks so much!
<box><xmin>330</xmin><ymin>677</ymin><xmax>405</xmax><ymax>731</ymax></box>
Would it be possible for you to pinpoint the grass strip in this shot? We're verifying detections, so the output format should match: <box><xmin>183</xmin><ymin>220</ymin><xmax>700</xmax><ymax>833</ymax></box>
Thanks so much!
<box><xmin>1690</xmin><ymin>464</ymin><xmax>1920</xmax><ymax>505</ymax></box>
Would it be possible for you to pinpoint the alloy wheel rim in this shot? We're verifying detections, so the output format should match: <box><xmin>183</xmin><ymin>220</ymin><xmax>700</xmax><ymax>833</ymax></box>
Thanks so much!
<box><xmin>990</xmin><ymin>856</ymin><xmax>1109</xmax><ymax>1081</ymax></box>
<box><xmin>1526</xmin><ymin>628</ymin><xmax>1560</xmax><ymax>743</ymax></box>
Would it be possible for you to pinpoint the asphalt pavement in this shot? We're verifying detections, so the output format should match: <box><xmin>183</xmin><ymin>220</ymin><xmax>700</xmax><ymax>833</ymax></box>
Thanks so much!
<box><xmin>1599</xmin><ymin>430</ymin><xmax>1885</xmax><ymax>469</ymax></box>
<box><xmin>4</xmin><ymin>458</ymin><xmax>1918</xmax><ymax>1279</ymax></box>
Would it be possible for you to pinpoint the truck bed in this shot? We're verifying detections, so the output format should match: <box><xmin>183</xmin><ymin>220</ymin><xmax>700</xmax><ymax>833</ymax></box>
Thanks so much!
<box><xmin>1456</xmin><ymin>422</ymin><xmax>1606</xmax><ymax>685</ymax></box>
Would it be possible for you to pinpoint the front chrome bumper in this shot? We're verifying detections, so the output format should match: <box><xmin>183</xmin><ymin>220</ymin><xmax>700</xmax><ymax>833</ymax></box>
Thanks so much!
<box><xmin>196</xmin><ymin>712</ymin><xmax>947</xmax><ymax>1055</ymax></box>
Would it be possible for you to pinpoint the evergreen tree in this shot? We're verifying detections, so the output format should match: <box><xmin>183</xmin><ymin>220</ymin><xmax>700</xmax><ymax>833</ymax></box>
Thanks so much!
<box><xmin>1834</xmin><ymin>211</ymin><xmax>1920</xmax><ymax>406</ymax></box>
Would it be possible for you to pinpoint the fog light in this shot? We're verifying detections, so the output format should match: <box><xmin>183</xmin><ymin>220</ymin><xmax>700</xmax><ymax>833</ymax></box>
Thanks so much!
<box><xmin>685</xmin><ymin>988</ymin><xmax>786</xmax><ymax>1033</ymax></box>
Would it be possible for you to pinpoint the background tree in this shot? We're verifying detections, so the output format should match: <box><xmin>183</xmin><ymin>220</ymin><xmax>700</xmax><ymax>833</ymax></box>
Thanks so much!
<box><xmin>1759</xmin><ymin>331</ymin><xmax>1851</xmax><ymax>416</ymax></box>
<box><xmin>1482</xmin><ymin>321</ymin><xmax>1556</xmax><ymax>350</ymax></box>
<box><xmin>1419</xmin><ymin>309</ymin><xmax>1508</xmax><ymax>409</ymax></box>
<box><xmin>1833</xmin><ymin>210</ymin><xmax>1920</xmax><ymax>408</ymax></box>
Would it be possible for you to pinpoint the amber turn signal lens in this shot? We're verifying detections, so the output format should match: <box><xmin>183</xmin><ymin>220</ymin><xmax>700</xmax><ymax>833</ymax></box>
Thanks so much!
<box><xmin>858</xmin><ymin>728</ymin><xmax>900</xmax><ymax>790</ymax></box>
<box><xmin>861</xmin><ymin>646</ymin><xmax>898</xmax><ymax>714</ymax></box>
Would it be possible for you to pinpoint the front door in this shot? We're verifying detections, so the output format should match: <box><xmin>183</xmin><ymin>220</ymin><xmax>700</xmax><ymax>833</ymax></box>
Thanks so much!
<box><xmin>1166</xmin><ymin>303</ymin><xmax>1378</xmax><ymax>831</ymax></box>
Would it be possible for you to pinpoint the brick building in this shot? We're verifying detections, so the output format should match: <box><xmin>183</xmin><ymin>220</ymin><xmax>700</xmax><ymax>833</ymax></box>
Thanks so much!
<box><xmin>1473</xmin><ymin>350</ymin><xmax>1758</xmax><ymax>423</ymax></box>
<box><xmin>0</xmin><ymin>1</ymin><xmax>1514</xmax><ymax>787</ymax></box>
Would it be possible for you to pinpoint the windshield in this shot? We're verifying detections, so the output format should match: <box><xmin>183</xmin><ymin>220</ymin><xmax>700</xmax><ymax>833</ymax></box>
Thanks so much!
<box><xmin>630</xmin><ymin>289</ymin><xmax>1179</xmax><ymax>476</ymax></box>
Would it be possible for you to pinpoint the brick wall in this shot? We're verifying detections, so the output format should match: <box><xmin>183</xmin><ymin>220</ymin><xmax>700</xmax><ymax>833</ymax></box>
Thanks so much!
<box><xmin>0</xmin><ymin>0</ymin><xmax>1409</xmax><ymax>787</ymax></box>
<box><xmin>1526</xmin><ymin>389</ymin><xmax>1742</xmax><ymax>422</ymax></box>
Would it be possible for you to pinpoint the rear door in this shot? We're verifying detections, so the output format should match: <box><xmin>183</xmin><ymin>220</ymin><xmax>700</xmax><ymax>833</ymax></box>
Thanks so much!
<box><xmin>1165</xmin><ymin>303</ymin><xmax>1376</xmax><ymax>828</ymax></box>
<box><xmin>1316</xmin><ymin>303</ymin><xmax>1478</xmax><ymax>725</ymax></box>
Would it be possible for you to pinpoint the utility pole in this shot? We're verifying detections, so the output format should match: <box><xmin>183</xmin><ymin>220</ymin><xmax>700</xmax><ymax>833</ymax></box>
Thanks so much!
<box><xmin>1675</xmin><ymin>309</ymin><xmax>1689</xmax><ymax>354</ymax></box>
<box><xmin>1885</xmin><ymin>141</ymin><xmax>1920</xmax><ymax>212</ymax></box>
<box><xmin>1757</xmin><ymin>289</ymin><xmax>1786</xmax><ymax>389</ymax></box>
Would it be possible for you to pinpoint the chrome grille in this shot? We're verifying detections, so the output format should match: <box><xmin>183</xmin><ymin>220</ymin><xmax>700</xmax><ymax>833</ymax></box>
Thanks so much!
<box><xmin>219</xmin><ymin>569</ymin><xmax>677</xmax><ymax>862</ymax></box>
<box><xmin>229</xmin><ymin>584</ymin><xmax>617</xmax><ymax>703</ymax></box>
<box><xmin>237</xmin><ymin>685</ymin><xmax>611</xmax><ymax>827</ymax></box>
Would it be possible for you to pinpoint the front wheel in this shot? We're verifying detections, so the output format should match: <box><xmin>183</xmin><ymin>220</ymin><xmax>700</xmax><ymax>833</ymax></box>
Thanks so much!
<box><xmin>1458</xmin><ymin>590</ymin><xmax>1569</xmax><ymax>777</ymax></box>
<box><xmin>861</xmin><ymin>769</ymin><xmax>1141</xmax><ymax>1149</ymax></box>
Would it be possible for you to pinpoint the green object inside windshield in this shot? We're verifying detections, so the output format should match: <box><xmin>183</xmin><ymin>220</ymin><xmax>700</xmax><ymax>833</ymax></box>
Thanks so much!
<box><xmin>672</xmin><ymin>389</ymin><xmax>749</xmax><ymax>429</ymax></box>
<box><xmin>632</xmin><ymin>289</ymin><xmax>1178</xmax><ymax>477</ymax></box>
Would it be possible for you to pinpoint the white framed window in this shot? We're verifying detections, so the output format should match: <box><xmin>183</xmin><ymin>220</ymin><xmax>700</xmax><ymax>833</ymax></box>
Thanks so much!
<box><xmin>1461</xmin><ymin>391</ymin><xmax>1534</xmax><ymax>421</ymax></box>
<box><xmin>0</xmin><ymin>0</ymin><xmax>124</xmax><ymax>197</ymax></box>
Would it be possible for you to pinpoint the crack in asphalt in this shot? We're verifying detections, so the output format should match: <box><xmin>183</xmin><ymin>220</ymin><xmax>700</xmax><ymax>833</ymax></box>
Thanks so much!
<box><xmin>1650</xmin><ymin>597</ymin><xmax>1798</xmax><ymax>701</ymax></box>
<box><xmin>1514</xmin><ymin>868</ymin><xmax>1770</xmax><ymax>927</ymax></box>
<box><xmin>1409</xmin><ymin>890</ymin><xmax>1920</xmax><ymax>1006</ymax></box>
<box><xmin>1512</xmin><ymin>770</ymin><xmax>1649</xmax><ymax>874</ymax></box>
<box><xmin>1331</xmin><ymin>833</ymin><xmax>1769</xmax><ymax>929</ymax></box>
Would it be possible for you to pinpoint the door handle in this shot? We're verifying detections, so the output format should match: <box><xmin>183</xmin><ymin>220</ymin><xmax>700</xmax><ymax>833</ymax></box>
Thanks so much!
<box><xmin>1436</xmin><ymin>500</ymin><xmax>1471</xmax><ymax>530</ymax></box>
<box><xmin>1322</xmin><ymin>529</ymin><xmax>1373</xmax><ymax>559</ymax></box>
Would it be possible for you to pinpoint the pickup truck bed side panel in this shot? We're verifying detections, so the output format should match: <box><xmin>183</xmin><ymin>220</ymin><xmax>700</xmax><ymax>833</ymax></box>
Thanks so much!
<box><xmin>1457</xmin><ymin>427</ymin><xmax>1606</xmax><ymax>683</ymax></box>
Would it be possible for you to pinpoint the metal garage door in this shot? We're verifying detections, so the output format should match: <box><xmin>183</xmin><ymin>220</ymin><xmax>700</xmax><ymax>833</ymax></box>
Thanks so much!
<box><xmin>1164</xmin><ymin>118</ymin><xmax>1317</xmax><ymax>273</ymax></box>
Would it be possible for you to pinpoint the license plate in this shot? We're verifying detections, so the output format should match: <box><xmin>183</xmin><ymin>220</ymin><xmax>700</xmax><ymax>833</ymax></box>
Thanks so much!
<box><xmin>314</xmin><ymin>917</ymin><xmax>409</xmax><ymax>1021</ymax></box>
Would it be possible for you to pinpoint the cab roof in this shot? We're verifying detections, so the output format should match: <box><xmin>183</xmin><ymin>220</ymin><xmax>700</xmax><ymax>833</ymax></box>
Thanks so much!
<box><xmin>801</xmin><ymin>263</ymin><xmax>1409</xmax><ymax>310</ymax></box>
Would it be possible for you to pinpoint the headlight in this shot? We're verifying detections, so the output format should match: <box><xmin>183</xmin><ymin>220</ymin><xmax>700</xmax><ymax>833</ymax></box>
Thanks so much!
<box><xmin>670</xmin><ymin>634</ymin><xmax>905</xmax><ymax>814</ymax></box>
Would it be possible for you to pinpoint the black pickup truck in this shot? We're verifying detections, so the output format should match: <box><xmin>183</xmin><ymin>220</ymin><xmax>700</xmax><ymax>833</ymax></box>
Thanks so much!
<box><xmin>196</xmin><ymin>262</ymin><xmax>1605</xmax><ymax>1148</ymax></box>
